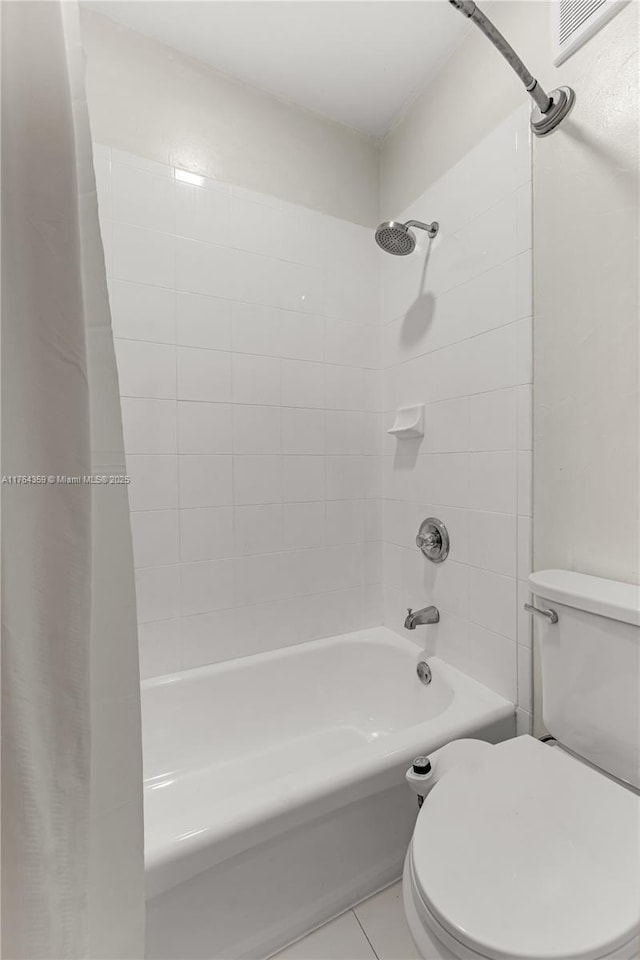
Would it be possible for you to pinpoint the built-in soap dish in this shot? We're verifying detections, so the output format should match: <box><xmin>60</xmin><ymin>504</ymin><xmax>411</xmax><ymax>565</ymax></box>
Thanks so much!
<box><xmin>387</xmin><ymin>404</ymin><xmax>424</xmax><ymax>440</ymax></box>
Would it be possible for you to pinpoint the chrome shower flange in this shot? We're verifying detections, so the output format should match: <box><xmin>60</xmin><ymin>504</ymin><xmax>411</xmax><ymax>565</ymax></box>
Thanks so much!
<box><xmin>416</xmin><ymin>517</ymin><xmax>450</xmax><ymax>563</ymax></box>
<box><xmin>530</xmin><ymin>86</ymin><xmax>576</xmax><ymax>137</ymax></box>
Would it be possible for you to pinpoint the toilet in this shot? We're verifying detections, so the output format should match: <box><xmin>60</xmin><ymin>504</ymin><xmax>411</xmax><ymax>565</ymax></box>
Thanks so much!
<box><xmin>403</xmin><ymin>569</ymin><xmax>640</xmax><ymax>960</ymax></box>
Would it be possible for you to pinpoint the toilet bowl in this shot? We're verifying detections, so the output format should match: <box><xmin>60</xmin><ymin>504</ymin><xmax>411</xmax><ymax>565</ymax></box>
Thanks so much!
<box><xmin>403</xmin><ymin>736</ymin><xmax>640</xmax><ymax>960</ymax></box>
<box><xmin>403</xmin><ymin>570</ymin><xmax>640</xmax><ymax>960</ymax></box>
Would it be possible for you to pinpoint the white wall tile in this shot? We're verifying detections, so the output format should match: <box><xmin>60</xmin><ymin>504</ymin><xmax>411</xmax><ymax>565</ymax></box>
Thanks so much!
<box><xmin>109</xmin><ymin>281</ymin><xmax>175</xmax><ymax>343</ymax></box>
<box><xmin>325</xmin><ymin>500</ymin><xmax>366</xmax><ymax>546</ymax></box>
<box><xmin>468</xmin><ymin>510</ymin><xmax>517</xmax><ymax>577</ymax></box>
<box><xmin>121</xmin><ymin>398</ymin><xmax>177</xmax><ymax>455</ymax></box>
<box><xmin>469</xmin><ymin>452</ymin><xmax>517</xmax><ymax>514</ymax></box>
<box><xmin>105</xmin><ymin>155</ymin><xmax>388</xmax><ymax>675</ymax></box>
<box><xmin>430</xmin><ymin>453</ymin><xmax>469</xmax><ymax>508</ymax></box>
<box><xmin>517</xmin><ymin>384</ymin><xmax>532</xmax><ymax>450</ymax></box>
<box><xmin>114</xmin><ymin>340</ymin><xmax>176</xmax><ymax>399</ymax></box>
<box><xmin>468</xmin><ymin>389</ymin><xmax>517</xmax><ymax>451</ymax></box>
<box><xmin>283</xmin><ymin>502</ymin><xmax>325</xmax><ymax>549</ymax></box>
<box><xmin>180</xmin><ymin>559</ymin><xmax>236</xmax><ymax>616</ymax></box>
<box><xmin>517</xmin><ymin>643</ymin><xmax>533</xmax><ymax>712</ymax></box>
<box><xmin>278</xmin><ymin>311</ymin><xmax>324</xmax><ymax>362</ymax></box>
<box><xmin>175</xmin><ymin>180</ymin><xmax>231</xmax><ymax>246</ymax></box>
<box><xmin>105</xmin><ymin>133</ymin><xmax>531</xmax><ymax>682</ymax></box>
<box><xmin>176</xmin><ymin>347</ymin><xmax>231</xmax><ymax>402</ymax></box>
<box><xmin>233</xmin><ymin>455</ymin><xmax>282</xmax><ymax>505</ymax></box>
<box><xmin>138</xmin><ymin>618</ymin><xmax>181</xmax><ymax>680</ymax></box>
<box><xmin>112</xmin><ymin>162</ymin><xmax>175</xmax><ymax>233</ymax></box>
<box><xmin>325</xmin><ymin>319</ymin><xmax>376</xmax><ymax>368</ymax></box>
<box><xmin>175</xmin><ymin>238</ymin><xmax>238</xmax><ymax>300</ymax></box>
<box><xmin>326</xmin><ymin>456</ymin><xmax>366</xmax><ymax>500</ymax></box>
<box><xmin>466</xmin><ymin>622</ymin><xmax>517</xmax><ymax>701</ymax></box>
<box><xmin>179</xmin><ymin>506</ymin><xmax>234</xmax><ymax>562</ymax></box>
<box><xmin>281</xmin><ymin>408</ymin><xmax>325</xmax><ymax>455</ymax></box>
<box><xmin>177</xmin><ymin>402</ymin><xmax>233</xmax><ymax>455</ymax></box>
<box><xmin>517</xmin><ymin>515</ymin><xmax>532</xmax><ymax>580</ymax></box>
<box><xmin>431</xmin><ymin>560</ymin><xmax>469</xmax><ymax>618</ymax></box>
<box><xmin>236</xmin><ymin>552</ymin><xmax>291</xmax><ymax>605</ymax></box>
<box><xmin>425</xmin><ymin>398</ymin><xmax>469</xmax><ymax>453</ymax></box>
<box><xmin>516</xmin><ymin>182</ymin><xmax>533</xmax><ymax>255</ymax></box>
<box><xmin>283</xmin><ymin>456</ymin><xmax>325</xmax><ymax>502</ymax></box>
<box><xmin>325</xmin><ymin>410</ymin><xmax>364</xmax><ymax>456</ymax></box>
<box><xmin>281</xmin><ymin>359</ymin><xmax>324</xmax><ymax>408</ymax></box>
<box><xmin>234</xmin><ymin>504</ymin><xmax>283</xmax><ymax>556</ymax></box>
<box><xmin>130</xmin><ymin>510</ymin><xmax>179</xmax><ymax>568</ymax></box>
<box><xmin>516</xmin><ymin>315</ymin><xmax>533</xmax><ymax>383</ymax></box>
<box><xmin>126</xmin><ymin>455</ymin><xmax>178</xmax><ymax>512</ymax></box>
<box><xmin>112</xmin><ymin>221</ymin><xmax>174</xmax><ymax>289</ymax></box>
<box><xmin>469</xmin><ymin>567</ymin><xmax>517</xmax><ymax>639</ymax></box>
<box><xmin>178</xmin><ymin>455</ymin><xmax>233</xmax><ymax>508</ymax></box>
<box><xmin>232</xmin><ymin>302</ymin><xmax>285</xmax><ymax>357</ymax></box>
<box><xmin>175</xmin><ymin>292</ymin><xmax>233</xmax><ymax>351</ymax></box>
<box><xmin>229</xmin><ymin>193</ymin><xmax>283</xmax><ymax>257</ymax></box>
<box><xmin>232</xmin><ymin>405</ymin><xmax>281</xmax><ymax>455</ymax></box>
<box><xmin>325</xmin><ymin>365</ymin><xmax>365</xmax><ymax>411</ymax></box>
<box><xmin>232</xmin><ymin>354</ymin><xmax>281</xmax><ymax>406</ymax></box>
<box><xmin>181</xmin><ymin>608</ymin><xmax>238</xmax><ymax>670</ymax></box>
<box><xmin>516</xmin><ymin>253</ymin><xmax>533</xmax><ymax>320</ymax></box>
<box><xmin>135</xmin><ymin>565</ymin><xmax>180</xmax><ymax>623</ymax></box>
<box><xmin>517</xmin><ymin>451</ymin><xmax>533</xmax><ymax>517</ymax></box>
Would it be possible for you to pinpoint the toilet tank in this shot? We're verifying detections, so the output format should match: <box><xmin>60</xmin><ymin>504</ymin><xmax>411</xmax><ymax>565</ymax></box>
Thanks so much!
<box><xmin>530</xmin><ymin>569</ymin><xmax>640</xmax><ymax>789</ymax></box>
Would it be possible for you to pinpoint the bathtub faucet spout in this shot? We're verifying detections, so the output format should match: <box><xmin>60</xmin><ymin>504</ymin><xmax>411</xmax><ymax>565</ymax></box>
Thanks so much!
<box><xmin>404</xmin><ymin>605</ymin><xmax>440</xmax><ymax>630</ymax></box>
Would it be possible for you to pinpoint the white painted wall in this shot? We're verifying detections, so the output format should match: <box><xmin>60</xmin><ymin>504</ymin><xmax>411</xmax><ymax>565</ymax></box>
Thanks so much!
<box><xmin>81</xmin><ymin>9</ymin><xmax>379</xmax><ymax>228</ymax></box>
<box><xmin>380</xmin><ymin>109</ymin><xmax>533</xmax><ymax>730</ymax></box>
<box><xmin>94</xmin><ymin>146</ymin><xmax>383</xmax><ymax>679</ymax></box>
<box><xmin>533</xmin><ymin>2</ymin><xmax>639</xmax><ymax>584</ymax></box>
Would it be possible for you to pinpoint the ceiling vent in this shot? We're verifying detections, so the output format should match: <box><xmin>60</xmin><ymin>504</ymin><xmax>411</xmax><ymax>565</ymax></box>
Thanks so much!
<box><xmin>552</xmin><ymin>0</ymin><xmax>630</xmax><ymax>64</ymax></box>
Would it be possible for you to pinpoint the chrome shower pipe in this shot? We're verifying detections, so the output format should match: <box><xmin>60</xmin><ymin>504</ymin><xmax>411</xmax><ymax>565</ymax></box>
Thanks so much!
<box><xmin>449</xmin><ymin>0</ymin><xmax>575</xmax><ymax>136</ymax></box>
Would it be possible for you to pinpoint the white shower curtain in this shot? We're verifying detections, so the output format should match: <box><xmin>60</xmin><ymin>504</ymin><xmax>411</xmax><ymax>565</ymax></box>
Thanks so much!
<box><xmin>1</xmin><ymin>2</ymin><xmax>145</xmax><ymax>957</ymax></box>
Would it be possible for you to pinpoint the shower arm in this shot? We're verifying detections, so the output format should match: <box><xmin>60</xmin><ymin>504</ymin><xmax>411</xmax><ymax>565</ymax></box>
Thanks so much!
<box><xmin>406</xmin><ymin>219</ymin><xmax>439</xmax><ymax>236</ymax></box>
<box><xmin>448</xmin><ymin>0</ymin><xmax>576</xmax><ymax>136</ymax></box>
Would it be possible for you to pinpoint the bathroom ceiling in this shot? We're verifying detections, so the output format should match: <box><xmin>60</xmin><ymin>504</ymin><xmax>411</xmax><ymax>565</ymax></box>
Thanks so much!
<box><xmin>81</xmin><ymin>1</ymin><xmax>471</xmax><ymax>137</ymax></box>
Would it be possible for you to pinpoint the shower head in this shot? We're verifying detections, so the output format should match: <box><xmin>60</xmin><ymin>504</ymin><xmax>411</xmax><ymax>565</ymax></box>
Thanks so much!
<box><xmin>375</xmin><ymin>219</ymin><xmax>439</xmax><ymax>256</ymax></box>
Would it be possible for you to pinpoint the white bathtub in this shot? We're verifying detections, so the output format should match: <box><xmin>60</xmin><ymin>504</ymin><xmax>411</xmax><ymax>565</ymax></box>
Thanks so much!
<box><xmin>143</xmin><ymin>626</ymin><xmax>514</xmax><ymax>959</ymax></box>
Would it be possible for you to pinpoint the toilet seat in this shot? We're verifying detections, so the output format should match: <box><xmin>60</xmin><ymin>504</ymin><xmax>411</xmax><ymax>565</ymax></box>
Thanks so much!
<box><xmin>410</xmin><ymin>736</ymin><xmax>640</xmax><ymax>960</ymax></box>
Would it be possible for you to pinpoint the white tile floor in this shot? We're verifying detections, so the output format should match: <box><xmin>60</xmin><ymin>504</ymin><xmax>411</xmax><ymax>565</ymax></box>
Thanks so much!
<box><xmin>272</xmin><ymin>882</ymin><xmax>420</xmax><ymax>960</ymax></box>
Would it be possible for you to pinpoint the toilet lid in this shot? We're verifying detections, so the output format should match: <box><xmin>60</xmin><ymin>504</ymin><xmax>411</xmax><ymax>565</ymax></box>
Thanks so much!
<box><xmin>412</xmin><ymin>736</ymin><xmax>640</xmax><ymax>960</ymax></box>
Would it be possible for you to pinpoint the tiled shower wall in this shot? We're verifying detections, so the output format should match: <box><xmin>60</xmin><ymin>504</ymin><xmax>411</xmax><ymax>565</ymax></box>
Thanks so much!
<box><xmin>93</xmin><ymin>146</ymin><xmax>383</xmax><ymax>679</ymax></box>
<box><xmin>380</xmin><ymin>108</ymin><xmax>533</xmax><ymax>732</ymax></box>
<box><xmin>94</xmin><ymin>106</ymin><xmax>532</xmax><ymax>722</ymax></box>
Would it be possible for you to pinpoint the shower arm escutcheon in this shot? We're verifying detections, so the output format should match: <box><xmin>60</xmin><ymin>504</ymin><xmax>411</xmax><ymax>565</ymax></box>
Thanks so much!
<box><xmin>448</xmin><ymin>0</ymin><xmax>575</xmax><ymax>137</ymax></box>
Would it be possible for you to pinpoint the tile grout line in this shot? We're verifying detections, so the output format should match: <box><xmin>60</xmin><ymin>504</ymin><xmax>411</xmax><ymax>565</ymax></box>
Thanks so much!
<box><xmin>351</xmin><ymin>908</ymin><xmax>381</xmax><ymax>960</ymax></box>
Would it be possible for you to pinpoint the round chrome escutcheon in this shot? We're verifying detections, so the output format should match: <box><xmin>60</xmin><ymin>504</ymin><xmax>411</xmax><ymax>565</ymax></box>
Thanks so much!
<box><xmin>416</xmin><ymin>517</ymin><xmax>449</xmax><ymax>563</ymax></box>
<box><xmin>417</xmin><ymin>661</ymin><xmax>432</xmax><ymax>685</ymax></box>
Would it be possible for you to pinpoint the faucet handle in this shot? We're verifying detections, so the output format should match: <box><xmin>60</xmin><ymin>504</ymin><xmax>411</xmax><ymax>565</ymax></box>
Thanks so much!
<box><xmin>407</xmin><ymin>607</ymin><xmax>413</xmax><ymax>615</ymax></box>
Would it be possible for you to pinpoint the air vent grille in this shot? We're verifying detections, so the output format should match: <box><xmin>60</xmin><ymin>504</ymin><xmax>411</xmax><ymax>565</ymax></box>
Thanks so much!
<box><xmin>559</xmin><ymin>0</ymin><xmax>607</xmax><ymax>43</ymax></box>
<box><xmin>552</xmin><ymin>0</ymin><xmax>630</xmax><ymax>65</ymax></box>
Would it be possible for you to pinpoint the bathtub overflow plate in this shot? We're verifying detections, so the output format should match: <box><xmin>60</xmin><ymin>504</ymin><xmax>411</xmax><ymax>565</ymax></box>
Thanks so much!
<box><xmin>417</xmin><ymin>661</ymin><xmax>432</xmax><ymax>685</ymax></box>
<box><xmin>416</xmin><ymin>517</ymin><xmax>449</xmax><ymax>563</ymax></box>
